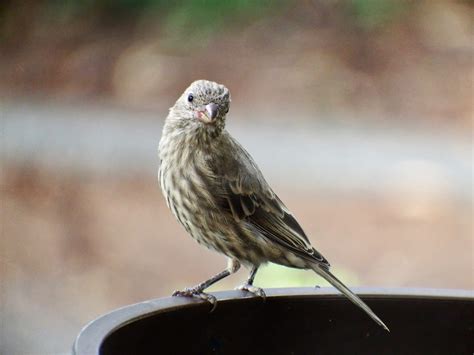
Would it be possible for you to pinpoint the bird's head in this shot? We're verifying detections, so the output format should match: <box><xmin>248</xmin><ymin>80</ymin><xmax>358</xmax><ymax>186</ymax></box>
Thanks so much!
<box><xmin>168</xmin><ymin>80</ymin><xmax>231</xmax><ymax>137</ymax></box>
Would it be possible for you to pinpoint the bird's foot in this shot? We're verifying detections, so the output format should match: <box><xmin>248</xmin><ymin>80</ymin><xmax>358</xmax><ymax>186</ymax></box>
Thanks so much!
<box><xmin>236</xmin><ymin>284</ymin><xmax>266</xmax><ymax>300</ymax></box>
<box><xmin>172</xmin><ymin>288</ymin><xmax>217</xmax><ymax>311</ymax></box>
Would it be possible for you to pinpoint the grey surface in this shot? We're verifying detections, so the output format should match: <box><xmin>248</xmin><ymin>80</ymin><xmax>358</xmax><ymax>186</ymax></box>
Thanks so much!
<box><xmin>2</xmin><ymin>101</ymin><xmax>471</xmax><ymax>198</ymax></box>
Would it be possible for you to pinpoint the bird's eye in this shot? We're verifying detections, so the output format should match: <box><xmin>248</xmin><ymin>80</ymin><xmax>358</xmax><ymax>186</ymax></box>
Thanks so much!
<box><xmin>187</xmin><ymin>94</ymin><xmax>194</xmax><ymax>103</ymax></box>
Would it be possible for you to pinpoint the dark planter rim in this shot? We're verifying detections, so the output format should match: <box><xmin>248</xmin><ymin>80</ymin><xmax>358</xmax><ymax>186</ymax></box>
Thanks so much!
<box><xmin>72</xmin><ymin>287</ymin><xmax>473</xmax><ymax>355</ymax></box>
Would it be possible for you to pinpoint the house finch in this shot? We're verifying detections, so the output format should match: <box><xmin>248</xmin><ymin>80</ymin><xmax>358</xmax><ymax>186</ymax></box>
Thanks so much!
<box><xmin>158</xmin><ymin>80</ymin><xmax>389</xmax><ymax>331</ymax></box>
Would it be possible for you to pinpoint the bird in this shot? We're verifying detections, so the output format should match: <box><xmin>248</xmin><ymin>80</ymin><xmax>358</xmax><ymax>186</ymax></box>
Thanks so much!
<box><xmin>158</xmin><ymin>79</ymin><xmax>389</xmax><ymax>331</ymax></box>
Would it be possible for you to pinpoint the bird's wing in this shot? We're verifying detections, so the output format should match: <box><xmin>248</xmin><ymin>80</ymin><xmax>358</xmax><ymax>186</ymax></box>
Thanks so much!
<box><xmin>214</xmin><ymin>135</ymin><xmax>330</xmax><ymax>267</ymax></box>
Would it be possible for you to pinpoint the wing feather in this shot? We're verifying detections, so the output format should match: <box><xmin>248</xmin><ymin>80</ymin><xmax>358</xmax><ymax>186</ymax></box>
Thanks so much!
<box><xmin>215</xmin><ymin>134</ymin><xmax>330</xmax><ymax>267</ymax></box>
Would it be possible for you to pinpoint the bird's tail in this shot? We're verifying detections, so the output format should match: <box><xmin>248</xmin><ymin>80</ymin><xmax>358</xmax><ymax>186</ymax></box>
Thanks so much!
<box><xmin>311</xmin><ymin>265</ymin><xmax>389</xmax><ymax>332</ymax></box>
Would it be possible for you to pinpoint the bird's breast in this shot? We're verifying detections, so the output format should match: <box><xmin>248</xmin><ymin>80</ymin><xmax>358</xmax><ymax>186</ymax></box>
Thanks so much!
<box><xmin>158</xmin><ymin>130</ymin><xmax>261</xmax><ymax>260</ymax></box>
<box><xmin>159</xmin><ymin>140</ymin><xmax>224</xmax><ymax>240</ymax></box>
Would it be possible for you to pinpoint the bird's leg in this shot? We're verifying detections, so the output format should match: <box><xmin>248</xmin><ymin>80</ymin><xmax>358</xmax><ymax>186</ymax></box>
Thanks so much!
<box><xmin>173</xmin><ymin>258</ymin><xmax>240</xmax><ymax>311</ymax></box>
<box><xmin>236</xmin><ymin>266</ymin><xmax>266</xmax><ymax>299</ymax></box>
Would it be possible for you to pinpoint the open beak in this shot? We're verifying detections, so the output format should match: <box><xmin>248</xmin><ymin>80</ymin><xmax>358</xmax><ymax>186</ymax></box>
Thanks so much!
<box><xmin>198</xmin><ymin>103</ymin><xmax>219</xmax><ymax>123</ymax></box>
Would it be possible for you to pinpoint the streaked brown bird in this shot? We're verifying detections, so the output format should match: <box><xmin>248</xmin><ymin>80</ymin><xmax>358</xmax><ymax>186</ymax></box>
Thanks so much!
<box><xmin>158</xmin><ymin>79</ymin><xmax>389</xmax><ymax>331</ymax></box>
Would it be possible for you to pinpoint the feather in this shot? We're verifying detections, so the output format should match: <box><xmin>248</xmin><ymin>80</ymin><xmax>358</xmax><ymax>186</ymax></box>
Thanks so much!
<box><xmin>218</xmin><ymin>134</ymin><xmax>330</xmax><ymax>268</ymax></box>
<box><xmin>311</xmin><ymin>264</ymin><xmax>390</xmax><ymax>331</ymax></box>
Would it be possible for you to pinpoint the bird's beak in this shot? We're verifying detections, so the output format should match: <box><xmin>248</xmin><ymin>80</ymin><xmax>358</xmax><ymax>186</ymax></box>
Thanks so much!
<box><xmin>198</xmin><ymin>103</ymin><xmax>219</xmax><ymax>124</ymax></box>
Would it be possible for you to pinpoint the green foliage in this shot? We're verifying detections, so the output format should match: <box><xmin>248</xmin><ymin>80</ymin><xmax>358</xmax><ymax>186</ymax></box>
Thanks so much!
<box><xmin>255</xmin><ymin>263</ymin><xmax>360</xmax><ymax>288</ymax></box>
<box><xmin>161</xmin><ymin>0</ymin><xmax>284</xmax><ymax>46</ymax></box>
<box><xmin>39</xmin><ymin>0</ymin><xmax>288</xmax><ymax>46</ymax></box>
<box><xmin>208</xmin><ymin>263</ymin><xmax>361</xmax><ymax>292</ymax></box>
<box><xmin>16</xmin><ymin>0</ymin><xmax>413</xmax><ymax>42</ymax></box>
<box><xmin>348</xmin><ymin>0</ymin><xmax>409</xmax><ymax>29</ymax></box>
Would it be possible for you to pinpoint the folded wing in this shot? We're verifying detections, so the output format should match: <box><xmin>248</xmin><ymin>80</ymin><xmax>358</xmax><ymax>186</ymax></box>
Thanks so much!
<box><xmin>216</xmin><ymin>135</ymin><xmax>330</xmax><ymax>268</ymax></box>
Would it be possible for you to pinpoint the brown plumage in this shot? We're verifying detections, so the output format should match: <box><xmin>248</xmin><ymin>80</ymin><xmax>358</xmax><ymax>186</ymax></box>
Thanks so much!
<box><xmin>158</xmin><ymin>79</ymin><xmax>389</xmax><ymax>331</ymax></box>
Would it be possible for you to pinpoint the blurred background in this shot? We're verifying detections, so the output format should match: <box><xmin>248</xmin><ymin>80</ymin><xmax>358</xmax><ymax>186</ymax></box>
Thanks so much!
<box><xmin>1</xmin><ymin>0</ymin><xmax>472</xmax><ymax>353</ymax></box>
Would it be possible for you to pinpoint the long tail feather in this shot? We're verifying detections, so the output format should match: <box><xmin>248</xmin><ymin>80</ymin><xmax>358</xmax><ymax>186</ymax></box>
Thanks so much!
<box><xmin>312</xmin><ymin>265</ymin><xmax>390</xmax><ymax>332</ymax></box>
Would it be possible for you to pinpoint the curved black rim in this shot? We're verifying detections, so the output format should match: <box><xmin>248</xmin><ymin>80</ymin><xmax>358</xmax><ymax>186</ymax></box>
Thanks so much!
<box><xmin>72</xmin><ymin>287</ymin><xmax>474</xmax><ymax>355</ymax></box>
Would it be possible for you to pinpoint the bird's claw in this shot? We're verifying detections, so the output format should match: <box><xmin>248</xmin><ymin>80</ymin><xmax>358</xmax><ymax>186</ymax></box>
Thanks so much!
<box><xmin>172</xmin><ymin>288</ymin><xmax>217</xmax><ymax>312</ymax></box>
<box><xmin>236</xmin><ymin>284</ymin><xmax>266</xmax><ymax>300</ymax></box>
